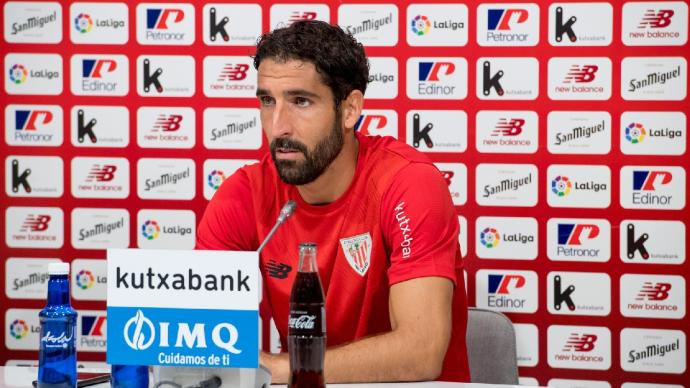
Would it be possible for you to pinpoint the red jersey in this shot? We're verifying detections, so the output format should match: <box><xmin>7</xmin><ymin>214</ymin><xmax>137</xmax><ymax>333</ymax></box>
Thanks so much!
<box><xmin>196</xmin><ymin>133</ymin><xmax>469</xmax><ymax>382</ymax></box>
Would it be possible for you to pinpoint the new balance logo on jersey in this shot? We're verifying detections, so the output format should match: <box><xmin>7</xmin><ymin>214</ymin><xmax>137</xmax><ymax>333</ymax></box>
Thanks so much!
<box><xmin>558</xmin><ymin>224</ymin><xmax>599</xmax><ymax>245</ymax></box>
<box><xmin>81</xmin><ymin>315</ymin><xmax>106</xmax><ymax>336</ymax></box>
<box><xmin>633</xmin><ymin>170</ymin><xmax>672</xmax><ymax>190</ymax></box>
<box><xmin>355</xmin><ymin>115</ymin><xmax>387</xmax><ymax>135</ymax></box>
<box><xmin>554</xmin><ymin>6</ymin><xmax>577</xmax><ymax>42</ymax></box>
<box><xmin>639</xmin><ymin>10</ymin><xmax>674</xmax><ymax>29</ymax></box>
<box><xmin>553</xmin><ymin>275</ymin><xmax>575</xmax><ymax>311</ymax></box>
<box><xmin>491</xmin><ymin>118</ymin><xmax>524</xmax><ymax>136</ymax></box>
<box><xmin>564</xmin><ymin>65</ymin><xmax>598</xmax><ymax>83</ymax></box>
<box><xmin>142</xmin><ymin>59</ymin><xmax>163</xmax><ymax>93</ymax></box>
<box><xmin>488</xmin><ymin>274</ymin><xmax>525</xmax><ymax>294</ymax></box>
<box><xmin>626</xmin><ymin>223</ymin><xmax>649</xmax><ymax>259</ymax></box>
<box><xmin>482</xmin><ymin>61</ymin><xmax>504</xmax><ymax>96</ymax></box>
<box><xmin>636</xmin><ymin>282</ymin><xmax>671</xmax><ymax>301</ymax></box>
<box><xmin>488</xmin><ymin>9</ymin><xmax>528</xmax><ymax>30</ymax></box>
<box><xmin>147</xmin><ymin>9</ymin><xmax>184</xmax><ymax>29</ymax></box>
<box><xmin>289</xmin><ymin>11</ymin><xmax>317</xmax><ymax>22</ymax></box>
<box><xmin>77</xmin><ymin>109</ymin><xmax>97</xmax><ymax>143</ymax></box>
<box><xmin>412</xmin><ymin>113</ymin><xmax>433</xmax><ymax>148</ymax></box>
<box><xmin>266</xmin><ymin>260</ymin><xmax>292</xmax><ymax>280</ymax></box>
<box><xmin>11</xmin><ymin>159</ymin><xmax>31</xmax><ymax>193</ymax></box>
<box><xmin>87</xmin><ymin>165</ymin><xmax>116</xmax><ymax>182</ymax></box>
<box><xmin>15</xmin><ymin>110</ymin><xmax>53</xmax><ymax>131</ymax></box>
<box><xmin>208</xmin><ymin>7</ymin><xmax>229</xmax><ymax>42</ymax></box>
<box><xmin>563</xmin><ymin>334</ymin><xmax>597</xmax><ymax>352</ymax></box>
<box><xmin>440</xmin><ymin>171</ymin><xmax>454</xmax><ymax>186</ymax></box>
<box><xmin>218</xmin><ymin>64</ymin><xmax>249</xmax><ymax>81</ymax></box>
<box><xmin>418</xmin><ymin>62</ymin><xmax>455</xmax><ymax>81</ymax></box>
<box><xmin>82</xmin><ymin>59</ymin><xmax>117</xmax><ymax>78</ymax></box>
<box><xmin>153</xmin><ymin>115</ymin><xmax>183</xmax><ymax>132</ymax></box>
<box><xmin>21</xmin><ymin>215</ymin><xmax>51</xmax><ymax>232</ymax></box>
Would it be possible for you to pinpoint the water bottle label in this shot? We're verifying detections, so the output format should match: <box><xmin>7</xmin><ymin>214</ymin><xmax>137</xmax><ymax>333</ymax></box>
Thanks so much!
<box><xmin>41</xmin><ymin>330</ymin><xmax>74</xmax><ymax>349</ymax></box>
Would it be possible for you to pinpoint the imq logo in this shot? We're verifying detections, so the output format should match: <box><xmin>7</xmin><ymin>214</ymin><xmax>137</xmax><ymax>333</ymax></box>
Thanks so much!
<box><xmin>477</xmin><ymin>4</ymin><xmax>539</xmax><ymax>46</ymax></box>
<box><xmin>406</xmin><ymin>4</ymin><xmax>468</xmax><ymax>47</ymax></box>
<box><xmin>270</xmin><ymin>4</ymin><xmax>329</xmax><ymax>30</ymax></box>
<box><xmin>6</xmin><ymin>207</ymin><xmax>64</xmax><ymax>249</ymax></box>
<box><xmin>138</xmin><ymin>107</ymin><xmax>195</xmax><ymax>149</ymax></box>
<box><xmin>547</xmin><ymin>111</ymin><xmax>611</xmax><ymax>154</ymax></box>
<box><xmin>548</xmin><ymin>58</ymin><xmax>612</xmax><ymax>100</ymax></box>
<box><xmin>620</xmin><ymin>274</ymin><xmax>685</xmax><ymax>319</ymax></box>
<box><xmin>622</xmin><ymin>2</ymin><xmax>688</xmax><ymax>46</ymax></box>
<box><xmin>5</xmin><ymin>105</ymin><xmax>63</xmax><ymax>146</ymax></box>
<box><xmin>548</xmin><ymin>219</ymin><xmax>610</xmax><ymax>262</ymax></box>
<box><xmin>548</xmin><ymin>3</ymin><xmax>613</xmax><ymax>46</ymax></box>
<box><xmin>71</xmin><ymin>55</ymin><xmax>128</xmax><ymax>96</ymax></box>
<box><xmin>620</xmin><ymin>166</ymin><xmax>685</xmax><ymax>210</ymax></box>
<box><xmin>405</xmin><ymin>111</ymin><xmax>467</xmax><ymax>153</ymax></box>
<box><xmin>338</xmin><ymin>4</ymin><xmax>398</xmax><ymax>46</ymax></box>
<box><xmin>204</xmin><ymin>56</ymin><xmax>256</xmax><ymax>98</ymax></box>
<box><xmin>476</xmin><ymin>111</ymin><xmax>538</xmax><ymax>153</ymax></box>
<box><xmin>547</xmin><ymin>325</ymin><xmax>611</xmax><ymax>370</ymax></box>
<box><xmin>620</xmin><ymin>112</ymin><xmax>686</xmax><ymax>156</ymax></box>
<box><xmin>69</xmin><ymin>3</ymin><xmax>128</xmax><ymax>44</ymax></box>
<box><xmin>137</xmin><ymin>3</ymin><xmax>194</xmax><ymax>45</ymax></box>
<box><xmin>547</xmin><ymin>272</ymin><xmax>611</xmax><ymax>316</ymax></box>
<box><xmin>477</xmin><ymin>58</ymin><xmax>538</xmax><ymax>100</ymax></box>
<box><xmin>355</xmin><ymin>110</ymin><xmax>398</xmax><ymax>138</ymax></box>
<box><xmin>435</xmin><ymin>163</ymin><xmax>467</xmax><ymax>206</ymax></box>
<box><xmin>4</xmin><ymin>53</ymin><xmax>63</xmax><ymax>95</ymax></box>
<box><xmin>203</xmin><ymin>4</ymin><xmax>261</xmax><ymax>46</ymax></box>
<box><xmin>547</xmin><ymin>165</ymin><xmax>611</xmax><ymax>208</ymax></box>
<box><xmin>4</xmin><ymin>1</ymin><xmax>62</xmax><ymax>43</ymax></box>
<box><xmin>476</xmin><ymin>270</ymin><xmax>538</xmax><ymax>313</ymax></box>
<box><xmin>407</xmin><ymin>58</ymin><xmax>467</xmax><ymax>100</ymax></box>
<box><xmin>621</xmin><ymin>57</ymin><xmax>687</xmax><ymax>101</ymax></box>
<box><xmin>137</xmin><ymin>56</ymin><xmax>195</xmax><ymax>97</ymax></box>
<box><xmin>5</xmin><ymin>156</ymin><xmax>63</xmax><ymax>198</ymax></box>
<box><xmin>70</xmin><ymin>106</ymin><xmax>129</xmax><ymax>148</ymax></box>
<box><xmin>621</xmin><ymin>220</ymin><xmax>685</xmax><ymax>265</ymax></box>
<box><xmin>475</xmin><ymin>217</ymin><xmax>537</xmax><ymax>260</ymax></box>
<box><xmin>620</xmin><ymin>329</ymin><xmax>686</xmax><ymax>374</ymax></box>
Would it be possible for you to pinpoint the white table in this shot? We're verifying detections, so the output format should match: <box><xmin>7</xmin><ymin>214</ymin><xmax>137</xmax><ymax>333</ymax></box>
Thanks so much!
<box><xmin>1</xmin><ymin>366</ymin><xmax>527</xmax><ymax>388</ymax></box>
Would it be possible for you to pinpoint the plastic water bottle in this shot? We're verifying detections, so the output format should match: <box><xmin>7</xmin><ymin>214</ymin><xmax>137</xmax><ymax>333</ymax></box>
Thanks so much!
<box><xmin>38</xmin><ymin>262</ymin><xmax>77</xmax><ymax>388</ymax></box>
<box><xmin>111</xmin><ymin>365</ymin><xmax>148</xmax><ymax>388</ymax></box>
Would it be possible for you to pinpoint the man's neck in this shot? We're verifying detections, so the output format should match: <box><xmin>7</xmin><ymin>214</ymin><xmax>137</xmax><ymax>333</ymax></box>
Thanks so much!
<box><xmin>296</xmin><ymin>133</ymin><xmax>359</xmax><ymax>205</ymax></box>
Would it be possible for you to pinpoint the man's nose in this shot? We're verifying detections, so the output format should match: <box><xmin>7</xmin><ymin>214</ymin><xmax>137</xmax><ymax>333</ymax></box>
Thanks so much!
<box><xmin>267</xmin><ymin>100</ymin><xmax>293</xmax><ymax>139</ymax></box>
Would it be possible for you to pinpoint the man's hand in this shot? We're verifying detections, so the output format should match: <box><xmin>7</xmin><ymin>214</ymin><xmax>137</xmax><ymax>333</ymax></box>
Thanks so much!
<box><xmin>260</xmin><ymin>276</ymin><xmax>454</xmax><ymax>383</ymax></box>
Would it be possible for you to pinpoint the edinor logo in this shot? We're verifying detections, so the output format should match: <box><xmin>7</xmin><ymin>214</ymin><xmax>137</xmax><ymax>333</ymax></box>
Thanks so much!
<box><xmin>632</xmin><ymin>170</ymin><xmax>672</xmax><ymax>191</ymax></box>
<box><xmin>76</xmin><ymin>270</ymin><xmax>95</xmax><ymax>290</ymax></box>
<box><xmin>411</xmin><ymin>15</ymin><xmax>430</xmax><ymax>36</ymax></box>
<box><xmin>621</xmin><ymin>166</ymin><xmax>685</xmax><ymax>209</ymax></box>
<box><xmin>207</xmin><ymin>170</ymin><xmax>226</xmax><ymax>190</ymax></box>
<box><xmin>9</xmin><ymin>64</ymin><xmax>28</xmax><ymax>84</ymax></box>
<box><xmin>407</xmin><ymin>58</ymin><xmax>467</xmax><ymax>100</ymax></box>
<box><xmin>74</xmin><ymin>13</ymin><xmax>94</xmax><ymax>33</ymax></box>
<box><xmin>476</xmin><ymin>270</ymin><xmax>537</xmax><ymax>313</ymax></box>
<box><xmin>551</xmin><ymin>176</ymin><xmax>572</xmax><ymax>197</ymax></box>
<box><xmin>82</xmin><ymin>59</ymin><xmax>117</xmax><ymax>78</ymax></box>
<box><xmin>9</xmin><ymin>320</ymin><xmax>29</xmax><ymax>339</ymax></box>
<box><xmin>480</xmin><ymin>228</ymin><xmax>500</xmax><ymax>248</ymax></box>
<box><xmin>141</xmin><ymin>220</ymin><xmax>161</xmax><ymax>240</ymax></box>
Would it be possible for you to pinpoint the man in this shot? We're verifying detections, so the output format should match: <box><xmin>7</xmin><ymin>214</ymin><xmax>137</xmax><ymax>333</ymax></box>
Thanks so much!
<box><xmin>196</xmin><ymin>20</ymin><xmax>469</xmax><ymax>383</ymax></box>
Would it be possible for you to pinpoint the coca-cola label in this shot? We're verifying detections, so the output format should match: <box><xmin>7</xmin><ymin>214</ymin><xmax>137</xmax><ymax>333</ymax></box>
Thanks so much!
<box><xmin>288</xmin><ymin>305</ymin><xmax>326</xmax><ymax>336</ymax></box>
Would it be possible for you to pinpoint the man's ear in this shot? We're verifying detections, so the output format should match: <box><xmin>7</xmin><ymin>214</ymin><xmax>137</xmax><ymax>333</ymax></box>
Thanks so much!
<box><xmin>340</xmin><ymin>90</ymin><xmax>364</xmax><ymax>130</ymax></box>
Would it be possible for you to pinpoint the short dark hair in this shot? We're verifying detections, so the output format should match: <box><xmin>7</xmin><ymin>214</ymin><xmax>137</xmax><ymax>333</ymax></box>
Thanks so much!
<box><xmin>253</xmin><ymin>20</ymin><xmax>369</xmax><ymax>106</ymax></box>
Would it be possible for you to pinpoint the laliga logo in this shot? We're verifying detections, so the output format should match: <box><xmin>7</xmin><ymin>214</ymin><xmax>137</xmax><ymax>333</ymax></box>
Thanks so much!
<box><xmin>480</xmin><ymin>227</ymin><xmax>500</xmax><ymax>248</ymax></box>
<box><xmin>207</xmin><ymin>170</ymin><xmax>226</xmax><ymax>190</ymax></box>
<box><xmin>411</xmin><ymin>15</ymin><xmax>431</xmax><ymax>36</ymax></box>
<box><xmin>551</xmin><ymin>176</ymin><xmax>572</xmax><ymax>197</ymax></box>
<box><xmin>74</xmin><ymin>13</ymin><xmax>93</xmax><ymax>33</ymax></box>
<box><xmin>625</xmin><ymin>122</ymin><xmax>646</xmax><ymax>144</ymax></box>
<box><xmin>9</xmin><ymin>319</ymin><xmax>29</xmax><ymax>339</ymax></box>
<box><xmin>124</xmin><ymin>309</ymin><xmax>241</xmax><ymax>354</ymax></box>
<box><xmin>76</xmin><ymin>270</ymin><xmax>95</xmax><ymax>290</ymax></box>
<box><xmin>9</xmin><ymin>64</ymin><xmax>28</xmax><ymax>84</ymax></box>
<box><xmin>141</xmin><ymin>220</ymin><xmax>161</xmax><ymax>240</ymax></box>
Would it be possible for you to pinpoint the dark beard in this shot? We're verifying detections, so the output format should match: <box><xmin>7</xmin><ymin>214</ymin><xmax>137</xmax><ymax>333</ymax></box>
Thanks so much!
<box><xmin>269</xmin><ymin>117</ymin><xmax>344</xmax><ymax>185</ymax></box>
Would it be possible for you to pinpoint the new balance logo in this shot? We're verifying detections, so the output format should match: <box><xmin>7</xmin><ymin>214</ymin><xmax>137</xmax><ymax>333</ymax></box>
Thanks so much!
<box><xmin>482</xmin><ymin>61</ymin><xmax>504</xmax><ymax>96</ymax></box>
<box><xmin>554</xmin><ymin>275</ymin><xmax>575</xmax><ymax>311</ymax></box>
<box><xmin>440</xmin><ymin>171</ymin><xmax>454</xmax><ymax>186</ymax></box>
<box><xmin>555</xmin><ymin>6</ymin><xmax>577</xmax><ymax>42</ymax></box>
<box><xmin>21</xmin><ymin>215</ymin><xmax>51</xmax><ymax>232</ymax></box>
<box><xmin>77</xmin><ymin>109</ymin><xmax>97</xmax><ymax>143</ymax></box>
<box><xmin>355</xmin><ymin>115</ymin><xmax>387</xmax><ymax>135</ymax></box>
<box><xmin>488</xmin><ymin>274</ymin><xmax>525</xmax><ymax>294</ymax></box>
<box><xmin>266</xmin><ymin>260</ymin><xmax>292</xmax><ymax>280</ymax></box>
<box><xmin>412</xmin><ymin>113</ymin><xmax>433</xmax><ymax>148</ymax></box>
<box><xmin>636</xmin><ymin>282</ymin><xmax>671</xmax><ymax>301</ymax></box>
<box><xmin>147</xmin><ymin>9</ymin><xmax>184</xmax><ymax>29</ymax></box>
<box><xmin>418</xmin><ymin>62</ymin><xmax>455</xmax><ymax>81</ymax></box>
<box><xmin>558</xmin><ymin>224</ymin><xmax>599</xmax><ymax>245</ymax></box>
<box><xmin>491</xmin><ymin>118</ymin><xmax>524</xmax><ymax>136</ymax></box>
<box><xmin>82</xmin><ymin>59</ymin><xmax>117</xmax><ymax>78</ymax></box>
<box><xmin>153</xmin><ymin>114</ymin><xmax>183</xmax><ymax>132</ymax></box>
<box><xmin>208</xmin><ymin>7</ymin><xmax>229</xmax><ymax>42</ymax></box>
<box><xmin>143</xmin><ymin>59</ymin><xmax>163</xmax><ymax>93</ymax></box>
<box><xmin>81</xmin><ymin>316</ymin><xmax>106</xmax><ymax>336</ymax></box>
<box><xmin>86</xmin><ymin>165</ymin><xmax>117</xmax><ymax>182</ymax></box>
<box><xmin>289</xmin><ymin>11</ymin><xmax>317</xmax><ymax>22</ymax></box>
<box><xmin>564</xmin><ymin>65</ymin><xmax>598</xmax><ymax>83</ymax></box>
<box><xmin>487</xmin><ymin>9</ymin><xmax>528</xmax><ymax>30</ymax></box>
<box><xmin>15</xmin><ymin>110</ymin><xmax>53</xmax><ymax>131</ymax></box>
<box><xmin>11</xmin><ymin>159</ymin><xmax>31</xmax><ymax>193</ymax></box>
<box><xmin>638</xmin><ymin>9</ymin><xmax>674</xmax><ymax>29</ymax></box>
<box><xmin>633</xmin><ymin>170</ymin><xmax>672</xmax><ymax>190</ymax></box>
<box><xmin>563</xmin><ymin>334</ymin><xmax>597</xmax><ymax>352</ymax></box>
<box><xmin>626</xmin><ymin>223</ymin><xmax>649</xmax><ymax>259</ymax></box>
<box><xmin>218</xmin><ymin>64</ymin><xmax>249</xmax><ymax>81</ymax></box>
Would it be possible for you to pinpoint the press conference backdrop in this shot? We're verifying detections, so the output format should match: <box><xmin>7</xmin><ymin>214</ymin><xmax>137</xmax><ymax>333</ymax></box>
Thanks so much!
<box><xmin>1</xmin><ymin>0</ymin><xmax>688</xmax><ymax>386</ymax></box>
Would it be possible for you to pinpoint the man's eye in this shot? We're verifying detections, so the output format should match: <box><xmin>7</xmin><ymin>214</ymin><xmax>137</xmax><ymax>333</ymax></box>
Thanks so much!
<box><xmin>259</xmin><ymin>96</ymin><xmax>274</xmax><ymax>106</ymax></box>
<box><xmin>295</xmin><ymin>97</ymin><xmax>310</xmax><ymax>107</ymax></box>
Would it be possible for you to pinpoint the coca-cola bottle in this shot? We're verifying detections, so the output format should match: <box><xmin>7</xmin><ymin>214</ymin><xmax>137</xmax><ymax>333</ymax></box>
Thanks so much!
<box><xmin>288</xmin><ymin>243</ymin><xmax>326</xmax><ymax>388</ymax></box>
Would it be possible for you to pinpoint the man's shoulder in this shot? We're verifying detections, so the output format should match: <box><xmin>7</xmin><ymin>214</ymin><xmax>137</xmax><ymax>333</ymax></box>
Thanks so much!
<box><xmin>363</xmin><ymin>134</ymin><xmax>433</xmax><ymax>166</ymax></box>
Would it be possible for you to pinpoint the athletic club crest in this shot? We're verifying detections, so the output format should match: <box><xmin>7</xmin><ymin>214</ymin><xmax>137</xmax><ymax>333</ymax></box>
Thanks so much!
<box><xmin>339</xmin><ymin>232</ymin><xmax>372</xmax><ymax>276</ymax></box>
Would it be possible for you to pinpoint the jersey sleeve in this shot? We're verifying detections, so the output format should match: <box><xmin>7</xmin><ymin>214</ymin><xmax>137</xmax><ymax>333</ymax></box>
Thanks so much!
<box><xmin>381</xmin><ymin>162</ymin><xmax>461</xmax><ymax>286</ymax></box>
<box><xmin>196</xmin><ymin>168</ymin><xmax>259</xmax><ymax>251</ymax></box>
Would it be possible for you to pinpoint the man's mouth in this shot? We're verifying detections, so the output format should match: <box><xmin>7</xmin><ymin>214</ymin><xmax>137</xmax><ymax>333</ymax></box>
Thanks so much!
<box><xmin>275</xmin><ymin>147</ymin><xmax>302</xmax><ymax>160</ymax></box>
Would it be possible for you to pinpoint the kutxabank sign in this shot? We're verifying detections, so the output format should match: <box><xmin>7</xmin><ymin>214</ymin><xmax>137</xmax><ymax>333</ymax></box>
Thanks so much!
<box><xmin>106</xmin><ymin>249</ymin><xmax>259</xmax><ymax>368</ymax></box>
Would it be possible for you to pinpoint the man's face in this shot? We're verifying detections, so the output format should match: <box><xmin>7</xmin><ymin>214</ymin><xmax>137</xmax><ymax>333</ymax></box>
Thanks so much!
<box><xmin>256</xmin><ymin>58</ymin><xmax>344</xmax><ymax>185</ymax></box>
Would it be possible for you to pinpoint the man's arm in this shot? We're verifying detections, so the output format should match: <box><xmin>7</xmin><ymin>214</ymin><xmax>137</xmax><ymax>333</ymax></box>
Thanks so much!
<box><xmin>261</xmin><ymin>276</ymin><xmax>453</xmax><ymax>383</ymax></box>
